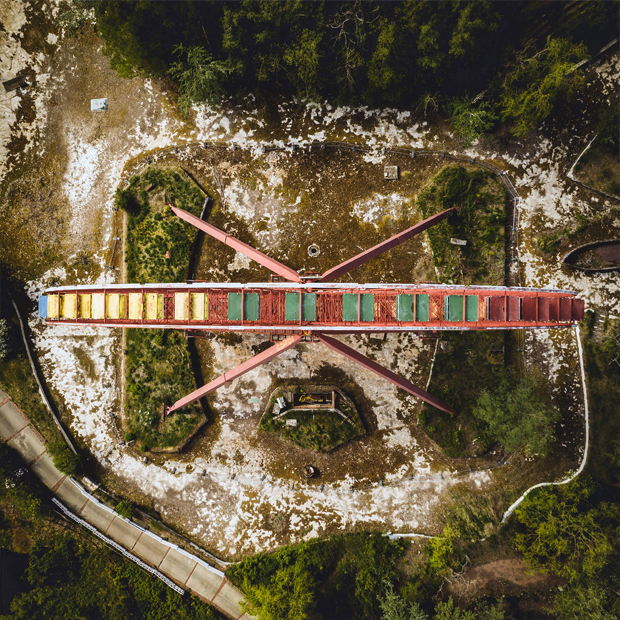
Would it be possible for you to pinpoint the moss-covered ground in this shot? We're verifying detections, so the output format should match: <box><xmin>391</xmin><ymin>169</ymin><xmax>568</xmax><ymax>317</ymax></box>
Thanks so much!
<box><xmin>417</xmin><ymin>166</ymin><xmax>509</xmax><ymax>285</ymax></box>
<box><xmin>119</xmin><ymin>168</ymin><xmax>206</xmax><ymax>449</ymax></box>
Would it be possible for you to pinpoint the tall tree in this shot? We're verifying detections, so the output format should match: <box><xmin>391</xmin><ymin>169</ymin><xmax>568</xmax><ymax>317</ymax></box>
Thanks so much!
<box><xmin>514</xmin><ymin>477</ymin><xmax>620</xmax><ymax>581</ymax></box>
<box><xmin>499</xmin><ymin>36</ymin><xmax>589</xmax><ymax>136</ymax></box>
<box><xmin>471</xmin><ymin>369</ymin><xmax>560</xmax><ymax>456</ymax></box>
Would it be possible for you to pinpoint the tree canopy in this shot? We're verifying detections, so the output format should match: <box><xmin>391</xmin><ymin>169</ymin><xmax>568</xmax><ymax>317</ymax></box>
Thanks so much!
<box><xmin>471</xmin><ymin>369</ymin><xmax>560</xmax><ymax>456</ymax></box>
<box><xmin>514</xmin><ymin>477</ymin><xmax>620</xmax><ymax>582</ymax></box>
<box><xmin>498</xmin><ymin>36</ymin><xmax>589</xmax><ymax>136</ymax></box>
<box><xmin>82</xmin><ymin>0</ymin><xmax>619</xmax><ymax>136</ymax></box>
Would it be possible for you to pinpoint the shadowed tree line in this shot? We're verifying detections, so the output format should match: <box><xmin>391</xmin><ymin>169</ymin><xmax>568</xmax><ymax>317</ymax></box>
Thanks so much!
<box><xmin>60</xmin><ymin>0</ymin><xmax>618</xmax><ymax>137</ymax></box>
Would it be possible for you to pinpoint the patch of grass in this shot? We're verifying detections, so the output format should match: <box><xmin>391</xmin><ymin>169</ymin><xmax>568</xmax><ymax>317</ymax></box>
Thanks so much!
<box><xmin>120</xmin><ymin>168</ymin><xmax>205</xmax><ymax>448</ymax></box>
<box><xmin>119</xmin><ymin>167</ymin><xmax>204</xmax><ymax>284</ymax></box>
<box><xmin>126</xmin><ymin>328</ymin><xmax>203</xmax><ymax>448</ymax></box>
<box><xmin>417</xmin><ymin>166</ymin><xmax>508</xmax><ymax>285</ymax></box>
<box><xmin>420</xmin><ymin>331</ymin><xmax>505</xmax><ymax>457</ymax></box>
<box><xmin>259</xmin><ymin>386</ymin><xmax>365</xmax><ymax>452</ymax></box>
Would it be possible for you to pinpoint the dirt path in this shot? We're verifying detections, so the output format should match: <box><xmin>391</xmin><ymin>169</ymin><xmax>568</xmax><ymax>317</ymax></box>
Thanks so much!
<box><xmin>445</xmin><ymin>558</ymin><xmax>564</xmax><ymax>604</ymax></box>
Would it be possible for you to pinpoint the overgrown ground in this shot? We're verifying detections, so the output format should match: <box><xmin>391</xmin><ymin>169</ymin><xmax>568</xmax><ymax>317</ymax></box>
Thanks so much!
<box><xmin>0</xmin><ymin>307</ymin><xmax>61</xmax><ymax>449</ymax></box>
<box><xmin>121</xmin><ymin>168</ymin><xmax>206</xmax><ymax>449</ymax></box>
<box><xmin>418</xmin><ymin>166</ymin><xmax>509</xmax><ymax>285</ymax></box>
<box><xmin>573</xmin><ymin>107</ymin><xmax>620</xmax><ymax>197</ymax></box>
<box><xmin>414</xmin><ymin>165</ymin><xmax>509</xmax><ymax>456</ymax></box>
<box><xmin>2</xmin><ymin>0</ymin><xmax>616</xmax><ymax>562</ymax></box>
<box><xmin>419</xmin><ymin>331</ymin><xmax>505</xmax><ymax>458</ymax></box>
<box><xmin>259</xmin><ymin>387</ymin><xmax>365</xmax><ymax>453</ymax></box>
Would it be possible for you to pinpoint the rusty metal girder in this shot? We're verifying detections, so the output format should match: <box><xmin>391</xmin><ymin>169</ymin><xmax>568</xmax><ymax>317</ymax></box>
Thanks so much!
<box><xmin>318</xmin><ymin>334</ymin><xmax>456</xmax><ymax>415</ymax></box>
<box><xmin>171</xmin><ymin>205</ymin><xmax>302</xmax><ymax>282</ymax></box>
<box><xmin>319</xmin><ymin>208</ymin><xmax>456</xmax><ymax>282</ymax></box>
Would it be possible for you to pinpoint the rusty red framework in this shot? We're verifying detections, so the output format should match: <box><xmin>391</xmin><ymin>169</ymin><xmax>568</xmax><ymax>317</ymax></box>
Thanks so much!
<box><xmin>40</xmin><ymin>205</ymin><xmax>585</xmax><ymax>416</ymax></box>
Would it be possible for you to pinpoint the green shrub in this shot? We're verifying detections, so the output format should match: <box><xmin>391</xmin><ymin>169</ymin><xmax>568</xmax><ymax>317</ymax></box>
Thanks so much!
<box><xmin>471</xmin><ymin>369</ymin><xmax>560</xmax><ymax>456</ymax></box>
<box><xmin>125</xmin><ymin>432</ymin><xmax>136</xmax><ymax>442</ymax></box>
<box><xmin>115</xmin><ymin>500</ymin><xmax>135</xmax><ymax>519</ymax></box>
<box><xmin>49</xmin><ymin>441</ymin><xmax>80</xmax><ymax>475</ymax></box>
<box><xmin>0</xmin><ymin>318</ymin><xmax>12</xmax><ymax>360</ymax></box>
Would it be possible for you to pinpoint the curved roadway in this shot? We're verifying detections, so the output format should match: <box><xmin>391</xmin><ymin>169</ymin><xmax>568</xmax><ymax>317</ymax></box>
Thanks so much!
<box><xmin>0</xmin><ymin>388</ymin><xmax>253</xmax><ymax>620</ymax></box>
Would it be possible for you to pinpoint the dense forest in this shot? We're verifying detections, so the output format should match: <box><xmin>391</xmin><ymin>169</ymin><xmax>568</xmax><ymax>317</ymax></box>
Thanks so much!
<box><xmin>60</xmin><ymin>0</ymin><xmax>618</xmax><ymax>138</ymax></box>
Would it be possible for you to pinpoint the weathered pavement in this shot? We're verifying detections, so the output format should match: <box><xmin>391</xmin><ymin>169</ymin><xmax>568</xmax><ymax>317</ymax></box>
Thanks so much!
<box><xmin>0</xmin><ymin>388</ymin><xmax>252</xmax><ymax>620</ymax></box>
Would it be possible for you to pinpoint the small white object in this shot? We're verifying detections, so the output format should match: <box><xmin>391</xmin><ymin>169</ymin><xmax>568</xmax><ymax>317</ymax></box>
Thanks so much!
<box><xmin>277</xmin><ymin>397</ymin><xmax>286</xmax><ymax>410</ymax></box>
<box><xmin>286</xmin><ymin>419</ymin><xmax>298</xmax><ymax>427</ymax></box>
<box><xmin>450</xmin><ymin>238</ymin><xmax>467</xmax><ymax>246</ymax></box>
<box><xmin>91</xmin><ymin>98</ymin><xmax>108</xmax><ymax>112</ymax></box>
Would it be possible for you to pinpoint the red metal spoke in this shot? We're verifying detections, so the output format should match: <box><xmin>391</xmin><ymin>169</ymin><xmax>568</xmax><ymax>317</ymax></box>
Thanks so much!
<box><xmin>319</xmin><ymin>207</ymin><xmax>456</xmax><ymax>282</ymax></box>
<box><xmin>166</xmin><ymin>334</ymin><xmax>303</xmax><ymax>414</ymax></box>
<box><xmin>171</xmin><ymin>205</ymin><xmax>301</xmax><ymax>282</ymax></box>
<box><xmin>318</xmin><ymin>334</ymin><xmax>456</xmax><ymax>415</ymax></box>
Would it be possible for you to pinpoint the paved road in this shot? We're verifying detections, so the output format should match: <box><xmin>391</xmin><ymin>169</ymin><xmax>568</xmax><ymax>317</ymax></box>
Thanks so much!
<box><xmin>0</xmin><ymin>389</ymin><xmax>252</xmax><ymax>620</ymax></box>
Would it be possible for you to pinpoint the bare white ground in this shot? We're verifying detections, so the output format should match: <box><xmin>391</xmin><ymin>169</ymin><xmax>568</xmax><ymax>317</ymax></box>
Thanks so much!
<box><xmin>14</xmin><ymin>22</ymin><xmax>616</xmax><ymax>556</ymax></box>
<box><xmin>351</xmin><ymin>192</ymin><xmax>410</xmax><ymax>226</ymax></box>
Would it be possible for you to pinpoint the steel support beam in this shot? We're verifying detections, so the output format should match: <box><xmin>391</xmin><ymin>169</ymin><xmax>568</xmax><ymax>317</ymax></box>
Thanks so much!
<box><xmin>318</xmin><ymin>334</ymin><xmax>456</xmax><ymax>415</ymax></box>
<box><xmin>171</xmin><ymin>205</ymin><xmax>302</xmax><ymax>282</ymax></box>
<box><xmin>166</xmin><ymin>335</ymin><xmax>303</xmax><ymax>413</ymax></box>
<box><xmin>319</xmin><ymin>208</ymin><xmax>456</xmax><ymax>282</ymax></box>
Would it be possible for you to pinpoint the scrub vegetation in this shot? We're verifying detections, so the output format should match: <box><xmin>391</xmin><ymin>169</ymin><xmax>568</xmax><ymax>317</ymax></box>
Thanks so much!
<box><xmin>417</xmin><ymin>166</ymin><xmax>508</xmax><ymax>286</ymax></box>
<box><xmin>418</xmin><ymin>330</ymin><xmax>505</xmax><ymax>458</ymax></box>
<box><xmin>116</xmin><ymin>168</ymin><xmax>206</xmax><ymax>450</ymax></box>
<box><xmin>227</xmin><ymin>476</ymin><xmax>619</xmax><ymax>620</ymax></box>
<box><xmin>415</xmin><ymin>165</ymin><xmax>511</xmax><ymax>457</ymax></box>
<box><xmin>65</xmin><ymin>1</ymin><xmax>617</xmax><ymax>139</ymax></box>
